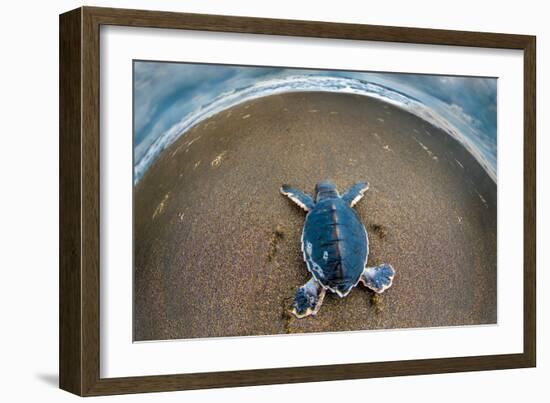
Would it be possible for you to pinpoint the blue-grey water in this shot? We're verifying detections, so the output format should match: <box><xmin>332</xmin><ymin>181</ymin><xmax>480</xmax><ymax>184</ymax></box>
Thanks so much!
<box><xmin>133</xmin><ymin>63</ymin><xmax>497</xmax><ymax>184</ymax></box>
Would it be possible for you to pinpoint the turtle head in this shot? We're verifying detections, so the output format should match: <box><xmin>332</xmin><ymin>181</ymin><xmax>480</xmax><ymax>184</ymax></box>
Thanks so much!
<box><xmin>315</xmin><ymin>181</ymin><xmax>338</xmax><ymax>201</ymax></box>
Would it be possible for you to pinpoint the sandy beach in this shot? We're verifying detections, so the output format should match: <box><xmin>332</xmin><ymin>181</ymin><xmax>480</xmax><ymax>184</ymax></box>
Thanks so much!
<box><xmin>133</xmin><ymin>92</ymin><xmax>497</xmax><ymax>341</ymax></box>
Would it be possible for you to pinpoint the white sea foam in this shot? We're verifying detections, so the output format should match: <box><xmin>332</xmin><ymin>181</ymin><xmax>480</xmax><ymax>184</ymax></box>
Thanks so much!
<box><xmin>134</xmin><ymin>75</ymin><xmax>496</xmax><ymax>183</ymax></box>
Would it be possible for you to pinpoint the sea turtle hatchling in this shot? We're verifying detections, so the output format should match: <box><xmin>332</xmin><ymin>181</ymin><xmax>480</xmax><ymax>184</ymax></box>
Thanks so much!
<box><xmin>281</xmin><ymin>181</ymin><xmax>395</xmax><ymax>318</ymax></box>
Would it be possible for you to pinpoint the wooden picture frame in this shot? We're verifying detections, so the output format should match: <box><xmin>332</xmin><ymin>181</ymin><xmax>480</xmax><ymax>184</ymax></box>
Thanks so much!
<box><xmin>59</xmin><ymin>6</ymin><xmax>536</xmax><ymax>396</ymax></box>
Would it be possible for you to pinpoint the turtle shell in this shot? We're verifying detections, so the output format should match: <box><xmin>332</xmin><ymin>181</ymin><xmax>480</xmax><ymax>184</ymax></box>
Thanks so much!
<box><xmin>301</xmin><ymin>196</ymin><xmax>369</xmax><ymax>297</ymax></box>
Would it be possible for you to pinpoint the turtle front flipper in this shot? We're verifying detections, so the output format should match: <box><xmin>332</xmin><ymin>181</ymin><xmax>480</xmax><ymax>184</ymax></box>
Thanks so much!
<box><xmin>280</xmin><ymin>185</ymin><xmax>315</xmax><ymax>211</ymax></box>
<box><xmin>342</xmin><ymin>182</ymin><xmax>369</xmax><ymax>207</ymax></box>
<box><xmin>360</xmin><ymin>263</ymin><xmax>395</xmax><ymax>293</ymax></box>
<box><xmin>292</xmin><ymin>278</ymin><xmax>326</xmax><ymax>318</ymax></box>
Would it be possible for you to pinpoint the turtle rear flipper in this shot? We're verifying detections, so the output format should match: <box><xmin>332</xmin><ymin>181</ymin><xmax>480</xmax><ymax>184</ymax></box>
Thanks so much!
<box><xmin>360</xmin><ymin>263</ymin><xmax>395</xmax><ymax>293</ymax></box>
<box><xmin>292</xmin><ymin>278</ymin><xmax>326</xmax><ymax>318</ymax></box>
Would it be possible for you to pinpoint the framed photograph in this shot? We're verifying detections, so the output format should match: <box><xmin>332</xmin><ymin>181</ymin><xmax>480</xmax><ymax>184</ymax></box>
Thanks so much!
<box><xmin>59</xmin><ymin>6</ymin><xmax>536</xmax><ymax>396</ymax></box>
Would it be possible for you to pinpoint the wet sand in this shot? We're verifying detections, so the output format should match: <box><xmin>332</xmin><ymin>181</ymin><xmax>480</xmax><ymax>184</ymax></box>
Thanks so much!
<box><xmin>134</xmin><ymin>92</ymin><xmax>497</xmax><ymax>341</ymax></box>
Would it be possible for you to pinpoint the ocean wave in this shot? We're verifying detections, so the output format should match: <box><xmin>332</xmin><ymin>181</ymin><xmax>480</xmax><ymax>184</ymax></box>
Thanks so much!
<box><xmin>134</xmin><ymin>75</ymin><xmax>496</xmax><ymax>184</ymax></box>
